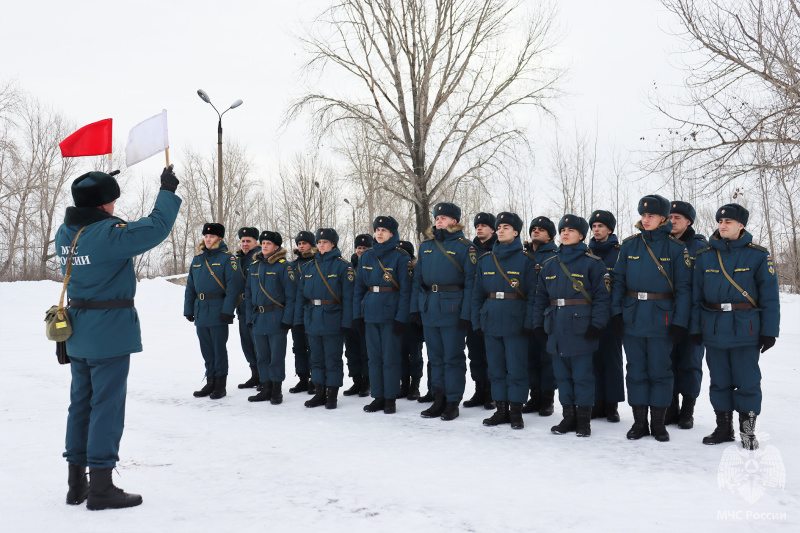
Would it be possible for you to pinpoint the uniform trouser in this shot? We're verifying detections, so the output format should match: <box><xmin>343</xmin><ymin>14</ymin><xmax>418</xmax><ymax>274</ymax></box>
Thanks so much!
<box><xmin>705</xmin><ymin>345</ymin><xmax>762</xmax><ymax>414</ymax></box>
<box><xmin>592</xmin><ymin>326</ymin><xmax>625</xmax><ymax>405</ymax></box>
<box><xmin>196</xmin><ymin>325</ymin><xmax>229</xmax><ymax>377</ymax></box>
<box><xmin>64</xmin><ymin>354</ymin><xmax>130</xmax><ymax>469</ymax></box>
<box><xmin>291</xmin><ymin>326</ymin><xmax>310</xmax><ymax>375</ymax></box>
<box><xmin>253</xmin><ymin>330</ymin><xmax>288</xmax><ymax>382</ymax></box>
<box><xmin>670</xmin><ymin>337</ymin><xmax>704</xmax><ymax>399</ymax></box>
<box><xmin>527</xmin><ymin>336</ymin><xmax>557</xmax><ymax>391</ymax></box>
<box><xmin>623</xmin><ymin>334</ymin><xmax>673</xmax><ymax>408</ymax></box>
<box><xmin>423</xmin><ymin>325</ymin><xmax>467</xmax><ymax>402</ymax></box>
<box><xmin>401</xmin><ymin>330</ymin><xmax>424</xmax><ymax>378</ymax></box>
<box><xmin>366</xmin><ymin>323</ymin><xmax>403</xmax><ymax>399</ymax></box>
<box><xmin>553</xmin><ymin>353</ymin><xmax>595</xmax><ymax>407</ymax></box>
<box><xmin>344</xmin><ymin>328</ymin><xmax>369</xmax><ymax>377</ymax></box>
<box><xmin>465</xmin><ymin>328</ymin><xmax>489</xmax><ymax>382</ymax></box>
<box><xmin>308</xmin><ymin>333</ymin><xmax>344</xmax><ymax>387</ymax></box>
<box><xmin>484</xmin><ymin>335</ymin><xmax>529</xmax><ymax>403</ymax></box>
<box><xmin>238</xmin><ymin>316</ymin><xmax>257</xmax><ymax>366</ymax></box>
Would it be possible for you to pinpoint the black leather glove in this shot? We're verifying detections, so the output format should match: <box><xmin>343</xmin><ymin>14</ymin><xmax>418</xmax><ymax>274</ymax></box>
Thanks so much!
<box><xmin>689</xmin><ymin>333</ymin><xmax>703</xmax><ymax>346</ymax></box>
<box><xmin>521</xmin><ymin>327</ymin><xmax>534</xmax><ymax>338</ymax></box>
<box><xmin>533</xmin><ymin>327</ymin><xmax>548</xmax><ymax>343</ymax></box>
<box><xmin>295</xmin><ymin>323</ymin><xmax>305</xmax><ymax>334</ymax></box>
<box><xmin>410</xmin><ymin>312</ymin><xmax>422</xmax><ymax>326</ymax></box>
<box><xmin>393</xmin><ymin>320</ymin><xmax>406</xmax><ymax>335</ymax></box>
<box><xmin>353</xmin><ymin>317</ymin><xmax>366</xmax><ymax>334</ymax></box>
<box><xmin>611</xmin><ymin>314</ymin><xmax>624</xmax><ymax>339</ymax></box>
<box><xmin>584</xmin><ymin>325</ymin><xmax>603</xmax><ymax>340</ymax></box>
<box><xmin>160</xmin><ymin>164</ymin><xmax>179</xmax><ymax>193</ymax></box>
<box><xmin>341</xmin><ymin>327</ymin><xmax>351</xmax><ymax>334</ymax></box>
<box><xmin>185</xmin><ymin>315</ymin><xmax>194</xmax><ymax>323</ymax></box>
<box><xmin>668</xmin><ymin>325</ymin><xmax>688</xmax><ymax>345</ymax></box>
<box><xmin>474</xmin><ymin>328</ymin><xmax>484</xmax><ymax>337</ymax></box>
<box><xmin>221</xmin><ymin>313</ymin><xmax>234</xmax><ymax>323</ymax></box>
<box><xmin>280</xmin><ymin>322</ymin><xmax>292</xmax><ymax>330</ymax></box>
<box><xmin>759</xmin><ymin>335</ymin><xmax>776</xmax><ymax>353</ymax></box>
<box><xmin>458</xmin><ymin>319</ymin><xmax>471</xmax><ymax>330</ymax></box>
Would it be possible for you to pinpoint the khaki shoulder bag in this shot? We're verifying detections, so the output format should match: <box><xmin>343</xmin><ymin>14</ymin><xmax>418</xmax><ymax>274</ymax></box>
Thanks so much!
<box><xmin>45</xmin><ymin>226</ymin><xmax>87</xmax><ymax>343</ymax></box>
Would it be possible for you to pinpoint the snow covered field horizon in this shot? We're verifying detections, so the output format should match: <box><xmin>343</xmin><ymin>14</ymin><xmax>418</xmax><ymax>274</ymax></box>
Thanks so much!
<box><xmin>1</xmin><ymin>279</ymin><xmax>797</xmax><ymax>532</ymax></box>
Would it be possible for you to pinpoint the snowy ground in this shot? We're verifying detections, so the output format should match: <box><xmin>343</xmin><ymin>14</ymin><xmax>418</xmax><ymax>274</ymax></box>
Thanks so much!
<box><xmin>0</xmin><ymin>279</ymin><xmax>797</xmax><ymax>532</ymax></box>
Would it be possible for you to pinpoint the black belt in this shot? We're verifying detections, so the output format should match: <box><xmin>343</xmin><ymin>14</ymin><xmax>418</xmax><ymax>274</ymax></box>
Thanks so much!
<box><xmin>627</xmin><ymin>291</ymin><xmax>672</xmax><ymax>301</ymax></box>
<box><xmin>256</xmin><ymin>304</ymin><xmax>284</xmax><ymax>313</ymax></box>
<box><xmin>368</xmin><ymin>286</ymin><xmax>399</xmax><ymax>293</ymax></box>
<box><xmin>422</xmin><ymin>284</ymin><xmax>463</xmax><ymax>293</ymax></box>
<box><xmin>706</xmin><ymin>302</ymin><xmax>756</xmax><ymax>311</ymax></box>
<box><xmin>197</xmin><ymin>293</ymin><xmax>225</xmax><ymax>300</ymax></box>
<box><xmin>69</xmin><ymin>299</ymin><xmax>135</xmax><ymax>310</ymax></box>
<box><xmin>550</xmin><ymin>298</ymin><xmax>588</xmax><ymax>307</ymax></box>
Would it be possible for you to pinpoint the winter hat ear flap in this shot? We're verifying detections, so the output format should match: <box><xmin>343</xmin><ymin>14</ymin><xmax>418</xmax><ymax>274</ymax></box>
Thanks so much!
<box><xmin>638</xmin><ymin>194</ymin><xmax>670</xmax><ymax>218</ymax></box>
<box><xmin>354</xmin><ymin>234</ymin><xmax>373</xmax><ymax>248</ymax></box>
<box><xmin>294</xmin><ymin>231</ymin><xmax>316</xmax><ymax>246</ymax></box>
<box><xmin>433</xmin><ymin>202</ymin><xmax>461</xmax><ymax>222</ymax></box>
<box><xmin>669</xmin><ymin>201</ymin><xmax>696</xmax><ymax>224</ymax></box>
<box><xmin>529</xmin><ymin>216</ymin><xmax>556</xmax><ymax>240</ymax></box>
<box><xmin>315</xmin><ymin>228</ymin><xmax>339</xmax><ymax>247</ymax></box>
<box><xmin>71</xmin><ymin>171</ymin><xmax>121</xmax><ymax>207</ymax></box>
<box><xmin>474</xmin><ymin>212</ymin><xmax>496</xmax><ymax>229</ymax></box>
<box><xmin>495</xmin><ymin>212</ymin><xmax>522</xmax><ymax>234</ymax></box>
<box><xmin>259</xmin><ymin>231</ymin><xmax>282</xmax><ymax>247</ymax></box>
<box><xmin>589</xmin><ymin>210</ymin><xmax>616</xmax><ymax>233</ymax></box>
<box><xmin>238</xmin><ymin>227</ymin><xmax>259</xmax><ymax>240</ymax></box>
<box><xmin>558</xmin><ymin>215</ymin><xmax>589</xmax><ymax>241</ymax></box>
<box><xmin>716</xmin><ymin>203</ymin><xmax>749</xmax><ymax>226</ymax></box>
<box><xmin>202</xmin><ymin>223</ymin><xmax>225</xmax><ymax>238</ymax></box>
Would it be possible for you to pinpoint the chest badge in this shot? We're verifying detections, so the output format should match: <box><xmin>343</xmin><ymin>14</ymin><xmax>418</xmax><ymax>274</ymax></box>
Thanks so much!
<box><xmin>509</xmin><ymin>278</ymin><xmax>520</xmax><ymax>289</ymax></box>
<box><xmin>383</xmin><ymin>272</ymin><xmax>392</xmax><ymax>282</ymax></box>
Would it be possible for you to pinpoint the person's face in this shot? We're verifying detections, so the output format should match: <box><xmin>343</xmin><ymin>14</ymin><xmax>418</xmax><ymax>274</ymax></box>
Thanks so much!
<box><xmin>560</xmin><ymin>227</ymin><xmax>583</xmax><ymax>246</ymax></box>
<box><xmin>641</xmin><ymin>213</ymin><xmax>666</xmax><ymax>231</ymax></box>
<box><xmin>591</xmin><ymin>222</ymin><xmax>610</xmax><ymax>242</ymax></box>
<box><xmin>261</xmin><ymin>240</ymin><xmax>279</xmax><ymax>255</ymax></box>
<box><xmin>669</xmin><ymin>214</ymin><xmax>690</xmax><ymax>236</ymax></box>
<box><xmin>296</xmin><ymin>241</ymin><xmax>312</xmax><ymax>253</ymax></box>
<box><xmin>374</xmin><ymin>227</ymin><xmax>392</xmax><ymax>243</ymax></box>
<box><xmin>530</xmin><ymin>226</ymin><xmax>551</xmax><ymax>245</ymax></box>
<box><xmin>317</xmin><ymin>239</ymin><xmax>334</xmax><ymax>253</ymax></box>
<box><xmin>203</xmin><ymin>234</ymin><xmax>221</xmax><ymax>248</ymax></box>
<box><xmin>355</xmin><ymin>245</ymin><xmax>369</xmax><ymax>257</ymax></box>
<box><xmin>495</xmin><ymin>223</ymin><xmax>518</xmax><ymax>244</ymax></box>
<box><xmin>475</xmin><ymin>223</ymin><xmax>494</xmax><ymax>241</ymax></box>
<box><xmin>435</xmin><ymin>215</ymin><xmax>457</xmax><ymax>229</ymax></box>
<box><xmin>240</xmin><ymin>236</ymin><xmax>257</xmax><ymax>254</ymax></box>
<box><xmin>718</xmin><ymin>218</ymin><xmax>744</xmax><ymax>240</ymax></box>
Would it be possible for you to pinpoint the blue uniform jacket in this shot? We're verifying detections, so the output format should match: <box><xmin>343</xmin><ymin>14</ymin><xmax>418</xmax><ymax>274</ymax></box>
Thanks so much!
<box><xmin>471</xmin><ymin>237</ymin><xmax>537</xmax><ymax>335</ymax></box>
<box><xmin>611</xmin><ymin>222</ymin><xmax>692</xmax><ymax>337</ymax></box>
<box><xmin>293</xmin><ymin>248</ymin><xmax>354</xmax><ymax>335</ymax></box>
<box><xmin>183</xmin><ymin>241</ymin><xmax>244</xmax><ymax>327</ymax></box>
<box><xmin>56</xmin><ymin>190</ymin><xmax>182</xmax><ymax>359</ymax></box>
<box><xmin>589</xmin><ymin>235</ymin><xmax>620</xmax><ymax>293</ymax></box>
<box><xmin>411</xmin><ymin>224</ymin><xmax>477</xmax><ymax>327</ymax></box>
<box><xmin>532</xmin><ymin>243</ymin><xmax>611</xmax><ymax>357</ymax></box>
<box><xmin>679</xmin><ymin>227</ymin><xmax>708</xmax><ymax>265</ymax></box>
<box><xmin>353</xmin><ymin>234</ymin><xmax>413</xmax><ymax>324</ymax></box>
<box><xmin>245</xmin><ymin>248</ymin><xmax>297</xmax><ymax>335</ymax></box>
<box><xmin>691</xmin><ymin>231</ymin><xmax>779</xmax><ymax>348</ymax></box>
<box><xmin>236</xmin><ymin>245</ymin><xmax>261</xmax><ymax>316</ymax></box>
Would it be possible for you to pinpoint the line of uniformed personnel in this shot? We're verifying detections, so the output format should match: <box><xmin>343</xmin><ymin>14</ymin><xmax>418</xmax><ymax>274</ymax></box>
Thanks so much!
<box><xmin>183</xmin><ymin>195</ymin><xmax>779</xmax><ymax>449</ymax></box>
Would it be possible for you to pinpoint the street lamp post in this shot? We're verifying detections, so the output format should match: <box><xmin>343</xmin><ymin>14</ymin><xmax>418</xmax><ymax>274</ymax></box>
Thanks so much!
<box><xmin>197</xmin><ymin>89</ymin><xmax>243</xmax><ymax>223</ymax></box>
<box><xmin>343</xmin><ymin>198</ymin><xmax>357</xmax><ymax>250</ymax></box>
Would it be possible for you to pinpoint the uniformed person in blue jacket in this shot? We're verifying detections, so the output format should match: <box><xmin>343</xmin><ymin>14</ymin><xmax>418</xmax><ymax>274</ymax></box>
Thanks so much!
<box><xmin>665</xmin><ymin>201</ymin><xmax>708</xmax><ymax>429</ymax></box>
<box><xmin>611</xmin><ymin>194</ymin><xmax>692</xmax><ymax>442</ymax></box>
<box><xmin>691</xmin><ymin>204</ymin><xmax>779</xmax><ymax>450</ymax></box>
<box><xmin>410</xmin><ymin>202</ymin><xmax>477</xmax><ymax>421</ymax></box>
<box><xmin>587</xmin><ymin>210</ymin><xmax>624</xmax><ymax>423</ymax></box>
<box><xmin>353</xmin><ymin>216</ymin><xmax>413</xmax><ymax>414</ymax></box>
<box><xmin>288</xmin><ymin>231</ymin><xmax>316</xmax><ymax>394</ymax></box>
<box><xmin>184</xmin><ymin>223</ymin><xmax>244</xmax><ymax>400</ymax></box>
<box><xmin>244</xmin><ymin>231</ymin><xmax>296</xmax><ymax>404</ymax></box>
<box><xmin>57</xmin><ymin>167</ymin><xmax>180</xmax><ymax>510</ymax></box>
<box><xmin>523</xmin><ymin>216</ymin><xmax>558</xmax><ymax>417</ymax></box>
<box><xmin>464</xmin><ymin>212</ymin><xmax>498</xmax><ymax>411</ymax></box>
<box><xmin>293</xmin><ymin>228</ymin><xmax>355</xmax><ymax>409</ymax></box>
<box><xmin>472</xmin><ymin>212</ymin><xmax>537</xmax><ymax>430</ymax></box>
<box><xmin>235</xmin><ymin>227</ymin><xmax>261</xmax><ymax>389</ymax></box>
<box><xmin>398</xmin><ymin>240</ymin><xmax>424</xmax><ymax>401</ymax></box>
<box><xmin>343</xmin><ymin>233</ymin><xmax>373</xmax><ymax>398</ymax></box>
<box><xmin>533</xmin><ymin>215</ymin><xmax>611</xmax><ymax>437</ymax></box>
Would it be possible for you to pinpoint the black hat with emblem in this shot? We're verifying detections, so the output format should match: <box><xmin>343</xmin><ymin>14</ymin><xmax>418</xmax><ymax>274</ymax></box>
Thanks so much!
<box><xmin>295</xmin><ymin>231</ymin><xmax>316</xmax><ymax>246</ymax></box>
<box><xmin>474</xmin><ymin>212</ymin><xmax>496</xmax><ymax>229</ymax></box>
<box><xmin>398</xmin><ymin>240</ymin><xmax>415</xmax><ymax>259</ymax></box>
<box><xmin>638</xmin><ymin>194</ymin><xmax>671</xmax><ymax>218</ymax></box>
<box><xmin>529</xmin><ymin>216</ymin><xmax>556</xmax><ymax>240</ymax></box>
<box><xmin>316</xmin><ymin>227</ymin><xmax>339</xmax><ymax>247</ymax></box>
<box><xmin>433</xmin><ymin>202</ymin><xmax>461</xmax><ymax>223</ymax></box>
<box><xmin>71</xmin><ymin>171</ymin><xmax>121</xmax><ymax>208</ymax></box>
<box><xmin>716</xmin><ymin>203</ymin><xmax>749</xmax><ymax>226</ymax></box>
<box><xmin>202</xmin><ymin>222</ymin><xmax>225</xmax><ymax>238</ymax></box>
<box><xmin>558</xmin><ymin>214</ymin><xmax>589</xmax><ymax>241</ymax></box>
<box><xmin>670</xmin><ymin>201</ymin><xmax>696</xmax><ymax>224</ymax></box>
<box><xmin>373</xmin><ymin>215</ymin><xmax>399</xmax><ymax>235</ymax></box>
<box><xmin>238</xmin><ymin>227</ymin><xmax>259</xmax><ymax>240</ymax></box>
<box><xmin>354</xmin><ymin>234</ymin><xmax>373</xmax><ymax>248</ymax></box>
<box><xmin>589</xmin><ymin>210</ymin><xmax>616</xmax><ymax>233</ymax></box>
<box><xmin>259</xmin><ymin>230</ymin><xmax>282</xmax><ymax>247</ymax></box>
<box><xmin>496</xmin><ymin>212</ymin><xmax>523</xmax><ymax>234</ymax></box>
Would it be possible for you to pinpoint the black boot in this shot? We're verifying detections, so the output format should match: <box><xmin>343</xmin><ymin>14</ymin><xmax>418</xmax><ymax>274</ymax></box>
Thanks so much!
<box><xmin>703</xmin><ymin>410</ymin><xmax>736</xmax><ymax>445</ymax></box>
<box><xmin>238</xmin><ymin>365</ymin><xmax>260</xmax><ymax>389</ymax></box>
<box><xmin>650</xmin><ymin>406</ymin><xmax>670</xmax><ymax>442</ymax></box>
<box><xmin>248</xmin><ymin>382</ymin><xmax>272</xmax><ymax>402</ymax></box>
<box><xmin>678</xmin><ymin>396</ymin><xmax>696</xmax><ymax>429</ymax></box>
<box><xmin>86</xmin><ymin>467</ymin><xmax>142</xmax><ymax>510</ymax></box>
<box><xmin>407</xmin><ymin>377</ymin><xmax>421</xmax><ymax>400</ymax></box>
<box><xmin>538</xmin><ymin>390</ymin><xmax>555</xmax><ymax>417</ymax></box>
<box><xmin>193</xmin><ymin>376</ymin><xmax>215</xmax><ymax>398</ymax></box>
<box><xmin>462</xmin><ymin>381</ymin><xmax>485</xmax><ymax>408</ymax></box>
<box><xmin>605</xmin><ymin>402</ymin><xmax>620</xmax><ymax>423</ymax></box>
<box><xmin>509</xmin><ymin>402</ymin><xmax>524</xmax><ymax>430</ymax></box>
<box><xmin>209</xmin><ymin>376</ymin><xmax>227</xmax><ymax>400</ymax></box>
<box><xmin>441</xmin><ymin>401</ymin><xmax>460</xmax><ymax>421</ymax></box>
<box><xmin>576</xmin><ymin>406</ymin><xmax>592</xmax><ymax>437</ymax></box>
<box><xmin>304</xmin><ymin>383</ymin><xmax>326</xmax><ymax>408</ymax></box>
<box><xmin>364</xmin><ymin>397</ymin><xmax>385</xmax><ymax>412</ymax></box>
<box><xmin>325</xmin><ymin>386</ymin><xmax>339</xmax><ymax>409</ymax></box>
<box><xmin>384</xmin><ymin>398</ymin><xmax>396</xmax><ymax>414</ymax></box>
<box><xmin>664</xmin><ymin>394</ymin><xmax>680</xmax><ymax>425</ymax></box>
<box><xmin>591</xmin><ymin>403</ymin><xmax>606</xmax><ymax>420</ymax></box>
<box><xmin>739</xmin><ymin>411</ymin><xmax>759</xmax><ymax>450</ymax></box>
<box><xmin>398</xmin><ymin>378</ymin><xmax>410</xmax><ymax>399</ymax></box>
<box><xmin>483</xmin><ymin>401</ymin><xmax>510</xmax><ymax>426</ymax></box>
<box><xmin>343</xmin><ymin>375</ymin><xmax>362</xmax><ymax>396</ymax></box>
<box><xmin>289</xmin><ymin>373</ymin><xmax>309</xmax><ymax>393</ymax></box>
<box><xmin>307</xmin><ymin>381</ymin><xmax>317</xmax><ymax>395</ymax></box>
<box><xmin>521</xmin><ymin>388</ymin><xmax>541</xmax><ymax>414</ymax></box>
<box><xmin>483</xmin><ymin>382</ymin><xmax>496</xmax><ymax>410</ymax></box>
<box><xmin>270</xmin><ymin>381</ymin><xmax>283</xmax><ymax>405</ymax></box>
<box><xmin>358</xmin><ymin>376</ymin><xmax>371</xmax><ymax>397</ymax></box>
<box><xmin>421</xmin><ymin>388</ymin><xmax>445</xmax><ymax>418</ymax></box>
<box><xmin>626</xmin><ymin>405</ymin><xmax>650</xmax><ymax>440</ymax></box>
<box><xmin>418</xmin><ymin>390</ymin><xmax>434</xmax><ymax>403</ymax></box>
<box><xmin>66</xmin><ymin>463</ymin><xmax>88</xmax><ymax>505</ymax></box>
<box><xmin>551</xmin><ymin>405</ymin><xmax>576</xmax><ymax>434</ymax></box>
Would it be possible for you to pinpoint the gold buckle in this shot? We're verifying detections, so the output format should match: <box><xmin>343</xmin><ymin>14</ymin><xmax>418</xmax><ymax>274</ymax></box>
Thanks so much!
<box><xmin>431</xmin><ymin>284</ymin><xmax>439</xmax><ymax>293</ymax></box>
<box><xmin>259</xmin><ymin>306</ymin><xmax>265</xmax><ymax>313</ymax></box>
<box><xmin>198</xmin><ymin>293</ymin><xmax>205</xmax><ymax>300</ymax></box>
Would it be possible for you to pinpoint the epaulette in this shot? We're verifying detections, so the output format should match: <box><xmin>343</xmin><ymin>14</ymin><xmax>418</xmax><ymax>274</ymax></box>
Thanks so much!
<box><xmin>458</xmin><ymin>237</ymin><xmax>474</xmax><ymax>248</ymax></box>
<box><xmin>337</xmin><ymin>257</ymin><xmax>352</xmax><ymax>265</ymax></box>
<box><xmin>222</xmin><ymin>250</ymin><xmax>231</xmax><ymax>254</ymax></box>
<box><xmin>622</xmin><ymin>234</ymin><xmax>638</xmax><ymax>243</ymax></box>
<box><xmin>614</xmin><ymin>244</ymin><xmax>620</xmax><ymax>249</ymax></box>
<box><xmin>542</xmin><ymin>255</ymin><xmax>558</xmax><ymax>265</ymax></box>
<box><xmin>668</xmin><ymin>235</ymin><xmax>685</xmax><ymax>246</ymax></box>
<box><xmin>585</xmin><ymin>252</ymin><xmax>602</xmax><ymax>260</ymax></box>
<box><xmin>478</xmin><ymin>251</ymin><xmax>492</xmax><ymax>260</ymax></box>
<box><xmin>278</xmin><ymin>259</ymin><xmax>286</xmax><ymax>263</ymax></box>
<box><xmin>522</xmin><ymin>250</ymin><xmax>536</xmax><ymax>262</ymax></box>
<box><xmin>748</xmin><ymin>243</ymin><xmax>769</xmax><ymax>253</ymax></box>
<box><xmin>395</xmin><ymin>246</ymin><xmax>409</xmax><ymax>256</ymax></box>
<box><xmin>696</xmin><ymin>246</ymin><xmax>713</xmax><ymax>255</ymax></box>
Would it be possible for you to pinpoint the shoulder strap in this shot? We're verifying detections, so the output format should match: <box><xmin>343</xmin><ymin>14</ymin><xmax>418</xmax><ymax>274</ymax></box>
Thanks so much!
<box><xmin>716</xmin><ymin>250</ymin><xmax>758</xmax><ymax>308</ymax></box>
<box><xmin>748</xmin><ymin>243</ymin><xmax>769</xmax><ymax>252</ymax></box>
<box><xmin>256</xmin><ymin>262</ymin><xmax>285</xmax><ymax>308</ymax></box>
<box><xmin>555</xmin><ymin>256</ymin><xmax>593</xmax><ymax>304</ymax></box>
<box><xmin>492</xmin><ymin>252</ymin><xmax>526</xmax><ymax>299</ymax></box>
<box><xmin>314</xmin><ymin>260</ymin><xmax>342</xmax><ymax>304</ymax></box>
<box><xmin>585</xmin><ymin>252</ymin><xmax>601</xmax><ymax>260</ymax></box>
<box><xmin>204</xmin><ymin>256</ymin><xmax>227</xmax><ymax>291</ymax></box>
<box><xmin>697</xmin><ymin>246</ymin><xmax>713</xmax><ymax>255</ymax></box>
<box><xmin>376</xmin><ymin>255</ymin><xmax>400</xmax><ymax>289</ymax></box>
<box><xmin>641</xmin><ymin>235</ymin><xmax>674</xmax><ymax>294</ymax></box>
<box><xmin>668</xmin><ymin>235</ymin><xmax>685</xmax><ymax>246</ymax></box>
<box><xmin>622</xmin><ymin>234</ymin><xmax>638</xmax><ymax>243</ymax></box>
<box><xmin>522</xmin><ymin>250</ymin><xmax>536</xmax><ymax>262</ymax></box>
<box><xmin>433</xmin><ymin>238</ymin><xmax>464</xmax><ymax>273</ymax></box>
<box><xmin>60</xmin><ymin>226</ymin><xmax>87</xmax><ymax>318</ymax></box>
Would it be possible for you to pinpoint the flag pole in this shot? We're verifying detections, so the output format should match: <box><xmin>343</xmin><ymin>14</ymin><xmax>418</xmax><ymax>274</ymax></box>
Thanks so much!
<box><xmin>107</xmin><ymin>153</ymin><xmax>112</xmax><ymax>173</ymax></box>
<box><xmin>165</xmin><ymin>147</ymin><xmax>170</xmax><ymax>167</ymax></box>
